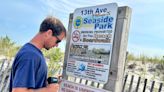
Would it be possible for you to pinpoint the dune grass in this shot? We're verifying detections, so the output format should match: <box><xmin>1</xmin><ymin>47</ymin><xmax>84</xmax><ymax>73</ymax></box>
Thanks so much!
<box><xmin>127</xmin><ymin>53</ymin><xmax>164</xmax><ymax>64</ymax></box>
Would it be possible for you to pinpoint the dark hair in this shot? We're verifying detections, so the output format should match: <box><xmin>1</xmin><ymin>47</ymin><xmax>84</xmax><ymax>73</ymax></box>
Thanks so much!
<box><xmin>39</xmin><ymin>16</ymin><xmax>66</xmax><ymax>36</ymax></box>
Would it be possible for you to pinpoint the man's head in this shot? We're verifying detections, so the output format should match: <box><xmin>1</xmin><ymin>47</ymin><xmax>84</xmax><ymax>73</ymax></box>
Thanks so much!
<box><xmin>39</xmin><ymin>16</ymin><xmax>66</xmax><ymax>50</ymax></box>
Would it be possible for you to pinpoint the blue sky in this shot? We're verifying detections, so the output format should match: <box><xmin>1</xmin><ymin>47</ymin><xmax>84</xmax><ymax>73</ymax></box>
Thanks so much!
<box><xmin>0</xmin><ymin>0</ymin><xmax>164</xmax><ymax>57</ymax></box>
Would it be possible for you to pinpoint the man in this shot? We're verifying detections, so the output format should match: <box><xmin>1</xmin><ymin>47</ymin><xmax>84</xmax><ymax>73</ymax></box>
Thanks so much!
<box><xmin>9</xmin><ymin>16</ymin><xmax>66</xmax><ymax>92</ymax></box>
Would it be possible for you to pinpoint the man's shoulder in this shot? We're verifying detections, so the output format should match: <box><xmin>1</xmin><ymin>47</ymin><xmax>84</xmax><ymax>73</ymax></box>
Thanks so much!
<box><xmin>18</xmin><ymin>50</ymin><xmax>39</xmax><ymax>57</ymax></box>
<box><xmin>13</xmin><ymin>43</ymin><xmax>44</xmax><ymax>65</ymax></box>
<box><xmin>16</xmin><ymin>48</ymin><xmax>41</xmax><ymax>61</ymax></box>
<box><xmin>18</xmin><ymin>43</ymin><xmax>41</xmax><ymax>57</ymax></box>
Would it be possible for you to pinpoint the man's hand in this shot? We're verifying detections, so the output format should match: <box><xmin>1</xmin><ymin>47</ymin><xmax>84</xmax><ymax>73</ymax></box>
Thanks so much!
<box><xmin>47</xmin><ymin>84</ymin><xmax>59</xmax><ymax>92</ymax></box>
<box><xmin>56</xmin><ymin>75</ymin><xmax>62</xmax><ymax>83</ymax></box>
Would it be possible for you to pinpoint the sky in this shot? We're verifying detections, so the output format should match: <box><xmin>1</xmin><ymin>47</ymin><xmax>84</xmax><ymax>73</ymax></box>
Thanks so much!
<box><xmin>0</xmin><ymin>0</ymin><xmax>164</xmax><ymax>57</ymax></box>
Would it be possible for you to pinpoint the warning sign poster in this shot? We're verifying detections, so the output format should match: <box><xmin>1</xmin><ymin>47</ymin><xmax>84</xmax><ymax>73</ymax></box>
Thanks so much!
<box><xmin>66</xmin><ymin>3</ymin><xmax>118</xmax><ymax>83</ymax></box>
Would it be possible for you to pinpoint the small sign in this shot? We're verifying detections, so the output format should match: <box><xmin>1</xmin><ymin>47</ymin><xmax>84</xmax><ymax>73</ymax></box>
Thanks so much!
<box><xmin>59</xmin><ymin>80</ymin><xmax>111</xmax><ymax>92</ymax></box>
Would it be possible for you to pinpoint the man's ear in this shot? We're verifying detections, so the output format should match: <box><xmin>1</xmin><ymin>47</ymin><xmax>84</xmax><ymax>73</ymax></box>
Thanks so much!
<box><xmin>47</xmin><ymin>29</ymin><xmax>53</xmax><ymax>36</ymax></box>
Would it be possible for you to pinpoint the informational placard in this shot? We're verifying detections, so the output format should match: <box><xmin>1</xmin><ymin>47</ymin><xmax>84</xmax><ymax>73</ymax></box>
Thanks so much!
<box><xmin>66</xmin><ymin>3</ymin><xmax>118</xmax><ymax>83</ymax></box>
<box><xmin>59</xmin><ymin>80</ymin><xmax>111</xmax><ymax>92</ymax></box>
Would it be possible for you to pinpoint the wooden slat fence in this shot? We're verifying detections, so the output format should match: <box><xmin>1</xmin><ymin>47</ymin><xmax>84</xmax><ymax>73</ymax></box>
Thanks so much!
<box><xmin>122</xmin><ymin>74</ymin><xmax>164</xmax><ymax>92</ymax></box>
<box><xmin>0</xmin><ymin>59</ymin><xmax>12</xmax><ymax>92</ymax></box>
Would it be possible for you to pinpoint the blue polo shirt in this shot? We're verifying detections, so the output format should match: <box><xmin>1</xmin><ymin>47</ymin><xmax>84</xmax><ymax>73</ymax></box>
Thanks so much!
<box><xmin>9</xmin><ymin>43</ymin><xmax>47</xmax><ymax>92</ymax></box>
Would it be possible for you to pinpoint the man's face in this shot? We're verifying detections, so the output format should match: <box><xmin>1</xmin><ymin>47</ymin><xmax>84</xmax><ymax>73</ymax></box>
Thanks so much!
<box><xmin>44</xmin><ymin>30</ymin><xmax>65</xmax><ymax>50</ymax></box>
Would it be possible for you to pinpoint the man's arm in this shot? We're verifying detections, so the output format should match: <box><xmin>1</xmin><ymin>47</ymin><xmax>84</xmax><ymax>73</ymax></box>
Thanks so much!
<box><xmin>12</xmin><ymin>84</ymin><xmax>59</xmax><ymax>92</ymax></box>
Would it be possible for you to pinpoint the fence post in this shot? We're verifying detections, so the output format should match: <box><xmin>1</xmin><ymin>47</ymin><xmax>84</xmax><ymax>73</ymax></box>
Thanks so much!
<box><xmin>0</xmin><ymin>60</ymin><xmax>5</xmax><ymax>77</ymax></box>
<box><xmin>62</xmin><ymin>13</ymin><xmax>73</xmax><ymax>80</ymax></box>
<box><xmin>158</xmin><ymin>83</ymin><xmax>163</xmax><ymax>92</ymax></box>
<box><xmin>122</xmin><ymin>74</ymin><xmax>128</xmax><ymax>92</ymax></box>
<box><xmin>143</xmin><ymin>79</ymin><xmax>147</xmax><ymax>92</ymax></box>
<box><xmin>103</xmin><ymin>6</ymin><xmax>132</xmax><ymax>92</ymax></box>
<box><xmin>0</xmin><ymin>61</ymin><xmax>9</xmax><ymax>90</ymax></box>
<box><xmin>3</xmin><ymin>68</ymin><xmax>11</xmax><ymax>92</ymax></box>
<box><xmin>135</xmin><ymin>76</ymin><xmax>141</xmax><ymax>92</ymax></box>
<box><xmin>150</xmin><ymin>81</ymin><xmax>155</xmax><ymax>92</ymax></box>
<box><xmin>128</xmin><ymin>75</ymin><xmax>134</xmax><ymax>92</ymax></box>
<box><xmin>0</xmin><ymin>60</ymin><xmax>12</xmax><ymax>91</ymax></box>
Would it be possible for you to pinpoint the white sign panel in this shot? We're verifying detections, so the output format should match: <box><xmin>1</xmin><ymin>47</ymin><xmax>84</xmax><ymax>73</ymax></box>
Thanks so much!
<box><xmin>66</xmin><ymin>3</ymin><xmax>118</xmax><ymax>83</ymax></box>
<box><xmin>59</xmin><ymin>80</ymin><xmax>111</xmax><ymax>92</ymax></box>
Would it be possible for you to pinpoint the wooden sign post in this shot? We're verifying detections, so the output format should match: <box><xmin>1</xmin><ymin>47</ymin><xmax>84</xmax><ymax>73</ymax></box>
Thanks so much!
<box><xmin>61</xmin><ymin>3</ymin><xmax>132</xmax><ymax>92</ymax></box>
